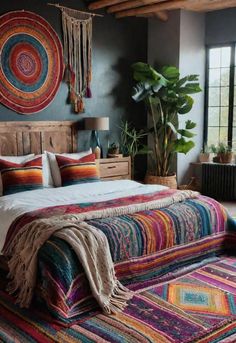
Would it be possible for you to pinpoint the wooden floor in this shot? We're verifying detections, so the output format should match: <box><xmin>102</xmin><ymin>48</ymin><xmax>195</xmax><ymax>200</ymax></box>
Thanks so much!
<box><xmin>221</xmin><ymin>202</ymin><xmax>236</xmax><ymax>217</ymax></box>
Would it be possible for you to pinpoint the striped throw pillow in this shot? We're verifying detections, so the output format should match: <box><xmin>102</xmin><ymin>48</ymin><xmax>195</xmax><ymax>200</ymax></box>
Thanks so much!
<box><xmin>0</xmin><ymin>157</ymin><xmax>43</xmax><ymax>195</ymax></box>
<box><xmin>56</xmin><ymin>154</ymin><xmax>100</xmax><ymax>186</ymax></box>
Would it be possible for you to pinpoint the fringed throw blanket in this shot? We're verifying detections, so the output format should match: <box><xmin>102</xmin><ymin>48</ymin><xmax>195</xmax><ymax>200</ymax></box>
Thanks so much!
<box><xmin>4</xmin><ymin>189</ymin><xmax>197</xmax><ymax>313</ymax></box>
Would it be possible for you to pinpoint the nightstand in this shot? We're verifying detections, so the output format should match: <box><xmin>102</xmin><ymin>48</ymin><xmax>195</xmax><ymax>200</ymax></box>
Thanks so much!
<box><xmin>97</xmin><ymin>157</ymin><xmax>131</xmax><ymax>181</ymax></box>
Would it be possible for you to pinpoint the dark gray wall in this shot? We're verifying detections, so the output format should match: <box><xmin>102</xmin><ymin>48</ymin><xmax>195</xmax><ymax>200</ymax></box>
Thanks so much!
<box><xmin>0</xmin><ymin>0</ymin><xmax>147</xmax><ymax>161</ymax></box>
<box><xmin>148</xmin><ymin>10</ymin><xmax>180</xmax><ymax>68</ymax></box>
<box><xmin>206</xmin><ymin>8</ymin><xmax>236</xmax><ymax>45</ymax></box>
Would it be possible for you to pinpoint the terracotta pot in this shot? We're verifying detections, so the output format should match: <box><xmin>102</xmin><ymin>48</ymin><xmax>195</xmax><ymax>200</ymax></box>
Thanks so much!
<box><xmin>144</xmin><ymin>173</ymin><xmax>177</xmax><ymax>189</ymax></box>
<box><xmin>199</xmin><ymin>153</ymin><xmax>210</xmax><ymax>163</ymax></box>
<box><xmin>217</xmin><ymin>152</ymin><xmax>233</xmax><ymax>164</ymax></box>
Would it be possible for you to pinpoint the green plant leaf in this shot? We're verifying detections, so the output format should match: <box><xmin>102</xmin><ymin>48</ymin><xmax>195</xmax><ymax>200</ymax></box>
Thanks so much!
<box><xmin>174</xmin><ymin>138</ymin><xmax>195</xmax><ymax>154</ymax></box>
<box><xmin>161</xmin><ymin>66</ymin><xmax>180</xmax><ymax>82</ymax></box>
<box><xmin>177</xmin><ymin>95</ymin><xmax>194</xmax><ymax>114</ymax></box>
<box><xmin>179</xmin><ymin>83</ymin><xmax>202</xmax><ymax>94</ymax></box>
<box><xmin>185</xmin><ymin>120</ymin><xmax>196</xmax><ymax>129</ymax></box>
<box><xmin>177</xmin><ymin>129</ymin><xmax>195</xmax><ymax>138</ymax></box>
<box><xmin>132</xmin><ymin>82</ymin><xmax>153</xmax><ymax>102</ymax></box>
<box><xmin>132</xmin><ymin>62</ymin><xmax>164</xmax><ymax>83</ymax></box>
<box><xmin>176</xmin><ymin>75</ymin><xmax>199</xmax><ymax>88</ymax></box>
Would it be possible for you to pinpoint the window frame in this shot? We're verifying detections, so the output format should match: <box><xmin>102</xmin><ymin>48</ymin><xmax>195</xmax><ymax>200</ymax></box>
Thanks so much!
<box><xmin>204</xmin><ymin>43</ymin><xmax>235</xmax><ymax>148</ymax></box>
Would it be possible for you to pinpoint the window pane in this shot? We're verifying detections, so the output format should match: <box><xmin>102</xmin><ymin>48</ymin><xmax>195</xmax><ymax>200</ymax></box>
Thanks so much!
<box><xmin>209</xmin><ymin>48</ymin><xmax>221</xmax><ymax>68</ymax></box>
<box><xmin>220</xmin><ymin>87</ymin><xmax>229</xmax><ymax>106</ymax></box>
<box><xmin>221</xmin><ymin>47</ymin><xmax>231</xmax><ymax>67</ymax></box>
<box><xmin>221</xmin><ymin>68</ymin><xmax>230</xmax><ymax>86</ymax></box>
<box><xmin>234</xmin><ymin>107</ymin><xmax>236</xmax><ymax>126</ymax></box>
<box><xmin>209</xmin><ymin>68</ymin><xmax>220</xmax><ymax>86</ymax></box>
<box><xmin>208</xmin><ymin>107</ymin><xmax>220</xmax><ymax>126</ymax></box>
<box><xmin>220</xmin><ymin>107</ymin><xmax>228</xmax><ymax>126</ymax></box>
<box><xmin>209</xmin><ymin>87</ymin><xmax>220</xmax><ymax>106</ymax></box>
<box><xmin>233</xmin><ymin>127</ymin><xmax>236</xmax><ymax>150</ymax></box>
<box><xmin>208</xmin><ymin>127</ymin><xmax>219</xmax><ymax>145</ymax></box>
<box><xmin>219</xmin><ymin>127</ymin><xmax>228</xmax><ymax>144</ymax></box>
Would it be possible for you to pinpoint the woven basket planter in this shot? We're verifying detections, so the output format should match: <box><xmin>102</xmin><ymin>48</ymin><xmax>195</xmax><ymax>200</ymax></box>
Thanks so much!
<box><xmin>144</xmin><ymin>173</ymin><xmax>177</xmax><ymax>189</ymax></box>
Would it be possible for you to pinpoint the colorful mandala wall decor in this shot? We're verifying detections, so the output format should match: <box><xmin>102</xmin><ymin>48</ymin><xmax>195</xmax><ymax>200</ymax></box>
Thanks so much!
<box><xmin>0</xmin><ymin>10</ymin><xmax>64</xmax><ymax>114</ymax></box>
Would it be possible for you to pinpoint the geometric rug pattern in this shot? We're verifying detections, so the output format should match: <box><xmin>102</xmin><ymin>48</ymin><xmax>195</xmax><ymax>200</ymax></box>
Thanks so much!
<box><xmin>1</xmin><ymin>257</ymin><xmax>236</xmax><ymax>342</ymax></box>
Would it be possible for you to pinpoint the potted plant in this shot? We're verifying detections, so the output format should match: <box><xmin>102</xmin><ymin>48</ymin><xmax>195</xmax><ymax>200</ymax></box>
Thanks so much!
<box><xmin>132</xmin><ymin>62</ymin><xmax>201</xmax><ymax>188</ymax></box>
<box><xmin>211</xmin><ymin>143</ymin><xmax>233</xmax><ymax>164</ymax></box>
<box><xmin>107</xmin><ymin>142</ymin><xmax>120</xmax><ymax>157</ymax></box>
<box><xmin>120</xmin><ymin>120</ymin><xmax>149</xmax><ymax>179</ymax></box>
<box><xmin>199</xmin><ymin>144</ymin><xmax>211</xmax><ymax>163</ymax></box>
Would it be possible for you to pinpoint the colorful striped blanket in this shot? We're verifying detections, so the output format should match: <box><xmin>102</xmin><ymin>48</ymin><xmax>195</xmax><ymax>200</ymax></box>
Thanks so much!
<box><xmin>3</xmin><ymin>189</ymin><xmax>234</xmax><ymax>325</ymax></box>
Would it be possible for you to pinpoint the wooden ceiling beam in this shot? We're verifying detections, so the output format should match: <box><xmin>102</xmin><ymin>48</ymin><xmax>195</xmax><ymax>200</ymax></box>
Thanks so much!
<box><xmin>137</xmin><ymin>10</ymin><xmax>168</xmax><ymax>20</ymax></box>
<box><xmin>115</xmin><ymin>0</ymin><xmax>185</xmax><ymax>18</ymax></box>
<box><xmin>188</xmin><ymin>0</ymin><xmax>236</xmax><ymax>12</ymax></box>
<box><xmin>115</xmin><ymin>0</ymin><xmax>236</xmax><ymax>18</ymax></box>
<box><xmin>107</xmin><ymin>0</ymin><xmax>169</xmax><ymax>14</ymax></box>
<box><xmin>154</xmin><ymin>10</ymin><xmax>169</xmax><ymax>20</ymax></box>
<box><xmin>88</xmin><ymin>0</ymin><xmax>128</xmax><ymax>10</ymax></box>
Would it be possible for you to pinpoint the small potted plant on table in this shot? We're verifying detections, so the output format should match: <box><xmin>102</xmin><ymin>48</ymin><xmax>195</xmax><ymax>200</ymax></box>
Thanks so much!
<box><xmin>199</xmin><ymin>144</ymin><xmax>211</xmax><ymax>163</ymax></box>
<box><xmin>212</xmin><ymin>143</ymin><xmax>233</xmax><ymax>164</ymax></box>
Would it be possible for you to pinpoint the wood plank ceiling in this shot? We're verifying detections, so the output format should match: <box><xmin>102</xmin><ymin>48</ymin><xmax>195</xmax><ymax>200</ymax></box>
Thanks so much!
<box><xmin>88</xmin><ymin>0</ymin><xmax>236</xmax><ymax>20</ymax></box>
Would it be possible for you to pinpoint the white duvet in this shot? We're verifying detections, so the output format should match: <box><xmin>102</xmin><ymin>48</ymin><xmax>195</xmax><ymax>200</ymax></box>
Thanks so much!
<box><xmin>0</xmin><ymin>180</ymin><xmax>167</xmax><ymax>254</ymax></box>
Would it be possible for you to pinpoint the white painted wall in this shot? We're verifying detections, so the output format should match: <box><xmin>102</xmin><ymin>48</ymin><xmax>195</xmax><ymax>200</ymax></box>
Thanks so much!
<box><xmin>178</xmin><ymin>10</ymin><xmax>205</xmax><ymax>184</ymax></box>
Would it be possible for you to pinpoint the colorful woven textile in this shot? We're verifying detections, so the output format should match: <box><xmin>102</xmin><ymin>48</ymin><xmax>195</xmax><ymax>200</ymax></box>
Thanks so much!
<box><xmin>0</xmin><ymin>11</ymin><xmax>63</xmax><ymax>114</ymax></box>
<box><xmin>0</xmin><ymin>156</ymin><xmax>43</xmax><ymax>195</ymax></box>
<box><xmin>3</xmin><ymin>191</ymin><xmax>233</xmax><ymax>325</ymax></box>
<box><xmin>56</xmin><ymin>153</ymin><xmax>100</xmax><ymax>186</ymax></box>
<box><xmin>1</xmin><ymin>257</ymin><xmax>236</xmax><ymax>342</ymax></box>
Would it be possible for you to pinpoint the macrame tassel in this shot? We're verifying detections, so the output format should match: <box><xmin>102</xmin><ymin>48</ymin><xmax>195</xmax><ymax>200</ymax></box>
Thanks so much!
<box><xmin>74</xmin><ymin>96</ymin><xmax>84</xmax><ymax>114</ymax></box>
<box><xmin>86</xmin><ymin>86</ymin><xmax>92</xmax><ymax>98</ymax></box>
<box><xmin>77</xmin><ymin>97</ymin><xmax>85</xmax><ymax>113</ymax></box>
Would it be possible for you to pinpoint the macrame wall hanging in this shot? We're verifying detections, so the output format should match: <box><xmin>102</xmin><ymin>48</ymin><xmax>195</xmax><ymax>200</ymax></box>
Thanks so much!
<box><xmin>48</xmin><ymin>4</ymin><xmax>102</xmax><ymax>113</ymax></box>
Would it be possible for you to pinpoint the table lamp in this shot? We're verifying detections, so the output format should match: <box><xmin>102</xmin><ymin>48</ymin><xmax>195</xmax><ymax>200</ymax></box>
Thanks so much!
<box><xmin>85</xmin><ymin>117</ymin><xmax>109</xmax><ymax>158</ymax></box>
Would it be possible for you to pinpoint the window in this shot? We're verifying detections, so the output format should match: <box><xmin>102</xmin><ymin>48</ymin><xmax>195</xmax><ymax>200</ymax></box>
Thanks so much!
<box><xmin>205</xmin><ymin>45</ymin><xmax>236</xmax><ymax>149</ymax></box>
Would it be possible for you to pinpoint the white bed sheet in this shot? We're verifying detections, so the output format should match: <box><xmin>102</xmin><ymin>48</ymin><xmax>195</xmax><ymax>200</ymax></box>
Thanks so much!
<box><xmin>0</xmin><ymin>180</ymin><xmax>167</xmax><ymax>254</ymax></box>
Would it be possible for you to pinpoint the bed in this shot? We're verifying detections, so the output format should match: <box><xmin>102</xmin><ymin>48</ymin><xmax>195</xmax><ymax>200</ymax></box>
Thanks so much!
<box><xmin>0</xmin><ymin>121</ymin><xmax>235</xmax><ymax>343</ymax></box>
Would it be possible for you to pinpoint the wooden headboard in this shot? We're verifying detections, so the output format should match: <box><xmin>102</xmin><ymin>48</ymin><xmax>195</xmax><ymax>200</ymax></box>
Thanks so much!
<box><xmin>0</xmin><ymin>121</ymin><xmax>78</xmax><ymax>156</ymax></box>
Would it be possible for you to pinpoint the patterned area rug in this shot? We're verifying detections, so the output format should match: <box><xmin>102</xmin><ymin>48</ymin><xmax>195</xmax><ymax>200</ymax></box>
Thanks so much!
<box><xmin>0</xmin><ymin>257</ymin><xmax>236</xmax><ymax>343</ymax></box>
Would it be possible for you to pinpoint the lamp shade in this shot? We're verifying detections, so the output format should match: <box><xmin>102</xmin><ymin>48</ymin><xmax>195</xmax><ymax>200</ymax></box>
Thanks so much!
<box><xmin>85</xmin><ymin>117</ymin><xmax>109</xmax><ymax>131</ymax></box>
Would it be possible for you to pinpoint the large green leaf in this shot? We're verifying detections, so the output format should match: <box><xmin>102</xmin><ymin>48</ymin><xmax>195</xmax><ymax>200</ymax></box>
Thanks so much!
<box><xmin>132</xmin><ymin>82</ymin><xmax>153</xmax><ymax>102</ymax></box>
<box><xmin>177</xmin><ymin>95</ymin><xmax>194</xmax><ymax>114</ymax></box>
<box><xmin>185</xmin><ymin>120</ymin><xmax>196</xmax><ymax>129</ymax></box>
<box><xmin>176</xmin><ymin>75</ymin><xmax>199</xmax><ymax>89</ymax></box>
<box><xmin>179</xmin><ymin>83</ymin><xmax>202</xmax><ymax>94</ymax></box>
<box><xmin>177</xmin><ymin>129</ymin><xmax>195</xmax><ymax>138</ymax></box>
<box><xmin>132</xmin><ymin>62</ymin><xmax>167</xmax><ymax>85</ymax></box>
<box><xmin>174</xmin><ymin>138</ymin><xmax>195</xmax><ymax>154</ymax></box>
<box><xmin>161</xmin><ymin>66</ymin><xmax>180</xmax><ymax>82</ymax></box>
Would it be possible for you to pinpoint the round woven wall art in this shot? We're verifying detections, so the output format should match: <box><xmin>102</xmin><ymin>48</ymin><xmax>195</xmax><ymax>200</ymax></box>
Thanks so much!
<box><xmin>0</xmin><ymin>11</ymin><xmax>64</xmax><ymax>114</ymax></box>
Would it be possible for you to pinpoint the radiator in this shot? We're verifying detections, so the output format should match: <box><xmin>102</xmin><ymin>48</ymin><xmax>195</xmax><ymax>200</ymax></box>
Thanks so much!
<box><xmin>202</xmin><ymin>163</ymin><xmax>236</xmax><ymax>200</ymax></box>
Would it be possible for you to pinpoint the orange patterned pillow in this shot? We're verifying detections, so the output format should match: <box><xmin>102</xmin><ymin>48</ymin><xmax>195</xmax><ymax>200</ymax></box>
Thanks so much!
<box><xmin>56</xmin><ymin>154</ymin><xmax>100</xmax><ymax>186</ymax></box>
<box><xmin>0</xmin><ymin>157</ymin><xmax>43</xmax><ymax>195</ymax></box>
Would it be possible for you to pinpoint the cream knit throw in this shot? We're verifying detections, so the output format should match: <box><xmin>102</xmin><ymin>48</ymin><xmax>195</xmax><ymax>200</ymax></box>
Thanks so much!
<box><xmin>5</xmin><ymin>190</ymin><xmax>198</xmax><ymax>313</ymax></box>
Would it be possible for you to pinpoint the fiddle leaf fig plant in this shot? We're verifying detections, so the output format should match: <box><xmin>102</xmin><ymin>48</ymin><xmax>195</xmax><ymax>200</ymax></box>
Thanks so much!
<box><xmin>132</xmin><ymin>62</ymin><xmax>201</xmax><ymax>177</ymax></box>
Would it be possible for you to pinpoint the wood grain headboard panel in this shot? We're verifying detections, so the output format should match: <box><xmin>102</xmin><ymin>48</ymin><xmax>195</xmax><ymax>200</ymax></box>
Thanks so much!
<box><xmin>0</xmin><ymin>121</ymin><xmax>78</xmax><ymax>156</ymax></box>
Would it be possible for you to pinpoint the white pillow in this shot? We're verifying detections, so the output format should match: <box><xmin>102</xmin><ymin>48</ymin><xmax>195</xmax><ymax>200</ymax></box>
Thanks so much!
<box><xmin>0</xmin><ymin>154</ymin><xmax>35</xmax><ymax>196</ymax></box>
<box><xmin>45</xmin><ymin>149</ymin><xmax>92</xmax><ymax>187</ymax></box>
<box><xmin>34</xmin><ymin>154</ymin><xmax>54</xmax><ymax>188</ymax></box>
